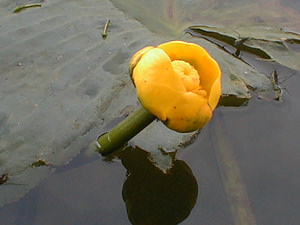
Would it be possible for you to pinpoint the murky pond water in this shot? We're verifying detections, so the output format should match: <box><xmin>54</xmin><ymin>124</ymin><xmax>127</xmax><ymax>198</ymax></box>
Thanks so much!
<box><xmin>1</xmin><ymin>68</ymin><xmax>299</xmax><ymax>225</ymax></box>
<box><xmin>1</xmin><ymin>0</ymin><xmax>300</xmax><ymax>224</ymax></box>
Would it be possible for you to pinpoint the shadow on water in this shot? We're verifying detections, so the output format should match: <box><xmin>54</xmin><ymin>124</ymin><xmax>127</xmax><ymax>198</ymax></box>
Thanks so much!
<box><xmin>120</xmin><ymin>147</ymin><xmax>198</xmax><ymax>225</ymax></box>
<box><xmin>0</xmin><ymin>146</ymin><xmax>198</xmax><ymax>225</ymax></box>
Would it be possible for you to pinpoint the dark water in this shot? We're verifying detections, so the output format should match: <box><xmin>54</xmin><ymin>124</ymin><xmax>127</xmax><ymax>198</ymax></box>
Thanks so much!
<box><xmin>1</xmin><ymin>67</ymin><xmax>299</xmax><ymax>225</ymax></box>
<box><xmin>1</xmin><ymin>0</ymin><xmax>300</xmax><ymax>224</ymax></box>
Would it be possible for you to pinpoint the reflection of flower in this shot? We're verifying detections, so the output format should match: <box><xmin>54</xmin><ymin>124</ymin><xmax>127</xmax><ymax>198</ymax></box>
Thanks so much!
<box><xmin>120</xmin><ymin>146</ymin><xmax>198</xmax><ymax>225</ymax></box>
<box><xmin>130</xmin><ymin>41</ymin><xmax>222</xmax><ymax>133</ymax></box>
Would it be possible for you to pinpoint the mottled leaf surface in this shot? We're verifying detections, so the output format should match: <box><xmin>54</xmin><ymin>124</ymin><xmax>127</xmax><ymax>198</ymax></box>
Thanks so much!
<box><xmin>0</xmin><ymin>0</ymin><xmax>166</xmax><ymax>206</ymax></box>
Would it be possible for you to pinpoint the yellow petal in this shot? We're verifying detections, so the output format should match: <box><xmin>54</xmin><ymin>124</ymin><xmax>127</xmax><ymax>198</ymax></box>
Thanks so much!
<box><xmin>208</xmin><ymin>77</ymin><xmax>222</xmax><ymax>110</ymax></box>
<box><xmin>163</xmin><ymin>92</ymin><xmax>212</xmax><ymax>132</ymax></box>
<box><xmin>171</xmin><ymin>60</ymin><xmax>201</xmax><ymax>92</ymax></box>
<box><xmin>129</xmin><ymin>46</ymin><xmax>154</xmax><ymax>79</ymax></box>
<box><xmin>132</xmin><ymin>48</ymin><xmax>185</xmax><ymax>120</ymax></box>
<box><xmin>158</xmin><ymin>41</ymin><xmax>221</xmax><ymax>108</ymax></box>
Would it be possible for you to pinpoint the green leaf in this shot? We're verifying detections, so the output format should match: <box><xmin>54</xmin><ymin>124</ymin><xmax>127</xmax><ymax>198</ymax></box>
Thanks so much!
<box><xmin>0</xmin><ymin>0</ymin><xmax>164</xmax><ymax>206</ymax></box>
<box><xmin>187</xmin><ymin>25</ymin><xmax>300</xmax><ymax>71</ymax></box>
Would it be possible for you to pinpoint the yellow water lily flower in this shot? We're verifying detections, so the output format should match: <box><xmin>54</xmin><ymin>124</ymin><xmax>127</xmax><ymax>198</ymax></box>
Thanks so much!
<box><xmin>130</xmin><ymin>41</ymin><xmax>221</xmax><ymax>133</ymax></box>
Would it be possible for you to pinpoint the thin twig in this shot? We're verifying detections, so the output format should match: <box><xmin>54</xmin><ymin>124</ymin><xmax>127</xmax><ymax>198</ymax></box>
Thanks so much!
<box><xmin>102</xmin><ymin>18</ymin><xmax>110</xmax><ymax>39</ymax></box>
<box><xmin>13</xmin><ymin>4</ymin><xmax>42</xmax><ymax>13</ymax></box>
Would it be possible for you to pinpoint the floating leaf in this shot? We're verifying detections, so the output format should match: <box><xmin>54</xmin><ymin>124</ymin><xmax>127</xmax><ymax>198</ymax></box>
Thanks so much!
<box><xmin>0</xmin><ymin>0</ymin><xmax>166</xmax><ymax>206</ymax></box>
<box><xmin>187</xmin><ymin>25</ymin><xmax>300</xmax><ymax>71</ymax></box>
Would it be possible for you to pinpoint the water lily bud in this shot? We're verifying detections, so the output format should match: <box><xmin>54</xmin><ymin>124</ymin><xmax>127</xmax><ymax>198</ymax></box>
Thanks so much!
<box><xmin>129</xmin><ymin>46</ymin><xmax>154</xmax><ymax>80</ymax></box>
<box><xmin>130</xmin><ymin>41</ymin><xmax>221</xmax><ymax>133</ymax></box>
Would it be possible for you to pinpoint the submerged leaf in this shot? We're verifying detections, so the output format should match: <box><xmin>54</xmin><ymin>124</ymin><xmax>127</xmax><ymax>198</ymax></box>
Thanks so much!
<box><xmin>110</xmin><ymin>0</ymin><xmax>300</xmax><ymax>36</ymax></box>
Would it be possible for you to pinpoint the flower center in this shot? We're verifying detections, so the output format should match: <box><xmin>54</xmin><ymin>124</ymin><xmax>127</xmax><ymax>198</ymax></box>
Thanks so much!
<box><xmin>171</xmin><ymin>60</ymin><xmax>207</xmax><ymax>97</ymax></box>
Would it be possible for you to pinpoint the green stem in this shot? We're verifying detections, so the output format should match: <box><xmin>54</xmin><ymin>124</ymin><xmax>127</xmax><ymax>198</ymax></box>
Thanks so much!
<box><xmin>97</xmin><ymin>106</ymin><xmax>156</xmax><ymax>155</ymax></box>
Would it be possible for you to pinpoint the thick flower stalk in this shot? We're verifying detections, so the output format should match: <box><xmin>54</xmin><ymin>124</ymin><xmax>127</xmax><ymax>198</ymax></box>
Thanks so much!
<box><xmin>97</xmin><ymin>41</ymin><xmax>221</xmax><ymax>155</ymax></box>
